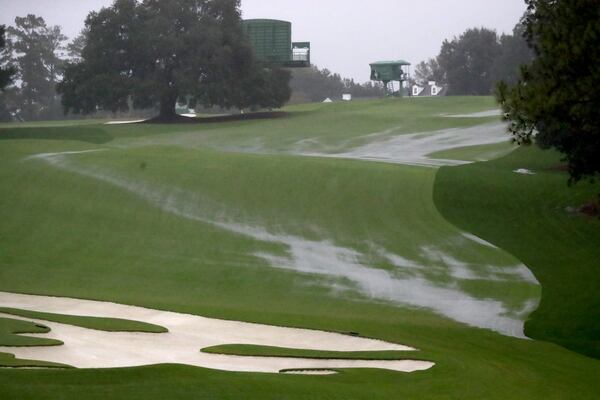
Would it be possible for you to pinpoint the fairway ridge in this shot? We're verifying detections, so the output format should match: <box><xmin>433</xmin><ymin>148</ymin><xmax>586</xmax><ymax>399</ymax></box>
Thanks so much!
<box><xmin>0</xmin><ymin>292</ymin><xmax>433</xmax><ymax>374</ymax></box>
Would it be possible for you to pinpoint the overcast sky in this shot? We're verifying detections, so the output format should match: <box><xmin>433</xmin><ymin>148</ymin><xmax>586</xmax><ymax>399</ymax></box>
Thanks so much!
<box><xmin>0</xmin><ymin>0</ymin><xmax>527</xmax><ymax>82</ymax></box>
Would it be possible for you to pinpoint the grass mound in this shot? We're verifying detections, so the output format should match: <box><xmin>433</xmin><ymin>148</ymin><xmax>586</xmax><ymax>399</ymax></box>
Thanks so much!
<box><xmin>201</xmin><ymin>344</ymin><xmax>424</xmax><ymax>361</ymax></box>
<box><xmin>0</xmin><ymin>353</ymin><xmax>71</xmax><ymax>369</ymax></box>
<box><xmin>0</xmin><ymin>308</ymin><xmax>168</xmax><ymax>333</ymax></box>
<box><xmin>434</xmin><ymin>146</ymin><xmax>600</xmax><ymax>358</ymax></box>
<box><xmin>0</xmin><ymin>318</ymin><xmax>62</xmax><ymax>348</ymax></box>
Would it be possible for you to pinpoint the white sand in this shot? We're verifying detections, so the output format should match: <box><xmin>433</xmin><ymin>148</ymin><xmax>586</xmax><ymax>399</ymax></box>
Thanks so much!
<box><xmin>105</xmin><ymin>120</ymin><xmax>146</xmax><ymax>125</ymax></box>
<box><xmin>0</xmin><ymin>292</ymin><xmax>433</xmax><ymax>374</ymax></box>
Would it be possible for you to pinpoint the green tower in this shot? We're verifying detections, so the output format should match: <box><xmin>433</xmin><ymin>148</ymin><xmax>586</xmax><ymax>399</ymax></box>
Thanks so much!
<box><xmin>370</xmin><ymin>60</ymin><xmax>411</xmax><ymax>96</ymax></box>
<box><xmin>243</xmin><ymin>19</ymin><xmax>310</xmax><ymax>68</ymax></box>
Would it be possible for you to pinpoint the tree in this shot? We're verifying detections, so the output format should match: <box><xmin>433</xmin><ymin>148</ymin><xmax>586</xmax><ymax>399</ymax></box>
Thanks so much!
<box><xmin>437</xmin><ymin>28</ymin><xmax>501</xmax><ymax>95</ymax></box>
<box><xmin>66</xmin><ymin>29</ymin><xmax>88</xmax><ymax>62</ymax></box>
<box><xmin>0</xmin><ymin>25</ymin><xmax>17</xmax><ymax>121</ymax></box>
<box><xmin>6</xmin><ymin>15</ymin><xmax>67</xmax><ymax>120</ymax></box>
<box><xmin>496</xmin><ymin>0</ymin><xmax>600</xmax><ymax>182</ymax></box>
<box><xmin>414</xmin><ymin>58</ymin><xmax>444</xmax><ymax>85</ymax></box>
<box><xmin>0</xmin><ymin>26</ymin><xmax>16</xmax><ymax>90</ymax></box>
<box><xmin>492</xmin><ymin>17</ymin><xmax>534</xmax><ymax>86</ymax></box>
<box><xmin>289</xmin><ymin>66</ymin><xmax>383</xmax><ymax>103</ymax></box>
<box><xmin>58</xmin><ymin>0</ymin><xmax>290</xmax><ymax>120</ymax></box>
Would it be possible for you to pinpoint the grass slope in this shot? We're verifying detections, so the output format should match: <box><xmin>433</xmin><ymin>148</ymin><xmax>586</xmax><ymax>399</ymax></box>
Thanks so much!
<box><xmin>201</xmin><ymin>344</ymin><xmax>425</xmax><ymax>361</ymax></box>
<box><xmin>0</xmin><ymin>353</ymin><xmax>70</xmax><ymax>369</ymax></box>
<box><xmin>0</xmin><ymin>318</ymin><xmax>62</xmax><ymax>348</ymax></box>
<box><xmin>434</xmin><ymin>146</ymin><xmax>600</xmax><ymax>358</ymax></box>
<box><xmin>0</xmin><ymin>98</ymin><xmax>598</xmax><ymax>399</ymax></box>
<box><xmin>0</xmin><ymin>308</ymin><xmax>167</xmax><ymax>333</ymax></box>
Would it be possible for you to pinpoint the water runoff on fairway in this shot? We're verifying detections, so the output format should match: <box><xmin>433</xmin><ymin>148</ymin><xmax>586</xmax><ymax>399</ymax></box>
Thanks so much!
<box><xmin>26</xmin><ymin>145</ymin><xmax>540</xmax><ymax>339</ymax></box>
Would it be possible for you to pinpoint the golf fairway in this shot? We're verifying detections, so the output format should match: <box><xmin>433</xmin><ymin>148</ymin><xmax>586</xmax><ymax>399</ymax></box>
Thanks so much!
<box><xmin>0</xmin><ymin>97</ymin><xmax>598</xmax><ymax>399</ymax></box>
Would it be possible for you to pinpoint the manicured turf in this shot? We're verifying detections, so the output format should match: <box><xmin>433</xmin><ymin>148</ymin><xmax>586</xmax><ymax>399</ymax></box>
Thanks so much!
<box><xmin>427</xmin><ymin>141</ymin><xmax>516</xmax><ymax>162</ymax></box>
<box><xmin>201</xmin><ymin>344</ymin><xmax>425</xmax><ymax>361</ymax></box>
<box><xmin>0</xmin><ymin>97</ymin><xmax>598</xmax><ymax>399</ymax></box>
<box><xmin>0</xmin><ymin>318</ymin><xmax>62</xmax><ymax>348</ymax></box>
<box><xmin>434</xmin><ymin>146</ymin><xmax>600</xmax><ymax>358</ymax></box>
<box><xmin>0</xmin><ymin>353</ymin><xmax>70</xmax><ymax>369</ymax></box>
<box><xmin>0</xmin><ymin>308</ymin><xmax>167</xmax><ymax>333</ymax></box>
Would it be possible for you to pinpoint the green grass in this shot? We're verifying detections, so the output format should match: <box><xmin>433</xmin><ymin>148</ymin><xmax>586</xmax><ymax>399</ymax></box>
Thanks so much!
<box><xmin>0</xmin><ymin>118</ymin><xmax>109</xmax><ymax>129</ymax></box>
<box><xmin>0</xmin><ymin>317</ymin><xmax>62</xmax><ymax>347</ymax></box>
<box><xmin>428</xmin><ymin>141</ymin><xmax>517</xmax><ymax>162</ymax></box>
<box><xmin>0</xmin><ymin>308</ymin><xmax>167</xmax><ymax>333</ymax></box>
<box><xmin>0</xmin><ymin>97</ymin><xmax>598</xmax><ymax>399</ymax></box>
<box><xmin>0</xmin><ymin>353</ymin><xmax>70</xmax><ymax>369</ymax></box>
<box><xmin>201</xmin><ymin>344</ymin><xmax>425</xmax><ymax>361</ymax></box>
<box><xmin>434</xmin><ymin>146</ymin><xmax>600</xmax><ymax>358</ymax></box>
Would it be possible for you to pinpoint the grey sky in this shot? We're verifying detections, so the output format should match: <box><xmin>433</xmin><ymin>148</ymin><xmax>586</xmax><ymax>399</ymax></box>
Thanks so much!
<box><xmin>0</xmin><ymin>0</ymin><xmax>527</xmax><ymax>82</ymax></box>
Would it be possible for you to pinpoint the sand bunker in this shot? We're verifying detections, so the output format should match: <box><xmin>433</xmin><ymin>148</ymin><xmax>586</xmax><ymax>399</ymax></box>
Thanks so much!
<box><xmin>0</xmin><ymin>292</ymin><xmax>432</xmax><ymax>373</ymax></box>
<box><xmin>105</xmin><ymin>120</ymin><xmax>147</xmax><ymax>125</ymax></box>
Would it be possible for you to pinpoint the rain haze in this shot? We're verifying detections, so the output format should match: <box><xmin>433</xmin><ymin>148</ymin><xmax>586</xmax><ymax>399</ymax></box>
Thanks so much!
<box><xmin>0</xmin><ymin>0</ymin><xmax>527</xmax><ymax>81</ymax></box>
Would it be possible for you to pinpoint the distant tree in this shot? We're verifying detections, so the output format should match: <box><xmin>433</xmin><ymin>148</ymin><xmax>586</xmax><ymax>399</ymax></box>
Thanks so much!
<box><xmin>0</xmin><ymin>26</ymin><xmax>17</xmax><ymax>121</ymax></box>
<box><xmin>414</xmin><ymin>58</ymin><xmax>444</xmax><ymax>85</ymax></box>
<box><xmin>0</xmin><ymin>26</ymin><xmax>16</xmax><ymax>90</ymax></box>
<box><xmin>290</xmin><ymin>66</ymin><xmax>382</xmax><ymax>103</ymax></box>
<box><xmin>66</xmin><ymin>28</ymin><xmax>88</xmax><ymax>62</ymax></box>
<box><xmin>6</xmin><ymin>15</ymin><xmax>67</xmax><ymax>120</ymax></box>
<box><xmin>437</xmin><ymin>28</ymin><xmax>501</xmax><ymax>95</ymax></box>
<box><xmin>492</xmin><ymin>16</ymin><xmax>534</xmax><ymax>86</ymax></box>
<box><xmin>497</xmin><ymin>0</ymin><xmax>600</xmax><ymax>182</ymax></box>
<box><xmin>58</xmin><ymin>0</ymin><xmax>290</xmax><ymax>120</ymax></box>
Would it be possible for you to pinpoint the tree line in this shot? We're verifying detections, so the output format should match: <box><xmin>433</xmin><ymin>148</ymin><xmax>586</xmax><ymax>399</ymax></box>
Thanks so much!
<box><xmin>0</xmin><ymin>16</ymin><xmax>67</xmax><ymax>121</ymax></box>
<box><xmin>0</xmin><ymin>0</ymin><xmax>293</xmax><ymax>122</ymax></box>
<box><xmin>415</xmin><ymin>1</ymin><xmax>598</xmax><ymax>182</ymax></box>
<box><xmin>289</xmin><ymin>66</ymin><xmax>383</xmax><ymax>103</ymax></box>
<box><xmin>413</xmin><ymin>18</ymin><xmax>533</xmax><ymax>95</ymax></box>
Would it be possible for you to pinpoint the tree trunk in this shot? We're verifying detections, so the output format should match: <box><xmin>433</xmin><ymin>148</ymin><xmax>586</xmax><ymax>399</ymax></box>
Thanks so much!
<box><xmin>158</xmin><ymin>91</ymin><xmax>178</xmax><ymax>120</ymax></box>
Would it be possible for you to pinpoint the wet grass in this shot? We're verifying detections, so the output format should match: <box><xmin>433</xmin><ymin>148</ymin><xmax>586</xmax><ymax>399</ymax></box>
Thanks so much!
<box><xmin>0</xmin><ymin>353</ymin><xmax>70</xmax><ymax>369</ymax></box>
<box><xmin>0</xmin><ymin>318</ymin><xmax>62</xmax><ymax>347</ymax></box>
<box><xmin>427</xmin><ymin>141</ymin><xmax>516</xmax><ymax>162</ymax></box>
<box><xmin>201</xmin><ymin>345</ymin><xmax>424</xmax><ymax>361</ymax></box>
<box><xmin>435</xmin><ymin>146</ymin><xmax>600</xmax><ymax>359</ymax></box>
<box><xmin>0</xmin><ymin>308</ymin><xmax>167</xmax><ymax>333</ymax></box>
<box><xmin>0</xmin><ymin>126</ymin><xmax>113</xmax><ymax>144</ymax></box>
<box><xmin>0</xmin><ymin>97</ymin><xmax>598</xmax><ymax>399</ymax></box>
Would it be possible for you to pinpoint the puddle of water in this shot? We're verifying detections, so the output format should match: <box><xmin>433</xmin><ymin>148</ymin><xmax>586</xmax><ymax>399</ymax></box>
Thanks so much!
<box><xmin>297</xmin><ymin>123</ymin><xmax>511</xmax><ymax>167</ymax></box>
<box><xmin>442</xmin><ymin>110</ymin><xmax>502</xmax><ymax>118</ymax></box>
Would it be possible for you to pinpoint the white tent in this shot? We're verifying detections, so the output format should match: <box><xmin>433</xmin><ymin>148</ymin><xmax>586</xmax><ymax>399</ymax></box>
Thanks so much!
<box><xmin>323</xmin><ymin>98</ymin><xmax>333</xmax><ymax>103</ymax></box>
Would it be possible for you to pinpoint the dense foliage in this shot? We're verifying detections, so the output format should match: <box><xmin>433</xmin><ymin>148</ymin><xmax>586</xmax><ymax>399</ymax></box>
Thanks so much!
<box><xmin>0</xmin><ymin>26</ymin><xmax>16</xmax><ymax>121</ymax></box>
<box><xmin>0</xmin><ymin>16</ymin><xmax>67</xmax><ymax>121</ymax></box>
<box><xmin>438</xmin><ymin>28</ymin><xmax>502</xmax><ymax>95</ymax></box>
<box><xmin>0</xmin><ymin>26</ymin><xmax>15</xmax><ymax>90</ymax></box>
<box><xmin>58</xmin><ymin>0</ymin><xmax>290</xmax><ymax>120</ymax></box>
<box><xmin>415</xmin><ymin>20</ymin><xmax>533</xmax><ymax>95</ymax></box>
<box><xmin>497</xmin><ymin>0</ymin><xmax>600</xmax><ymax>182</ymax></box>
